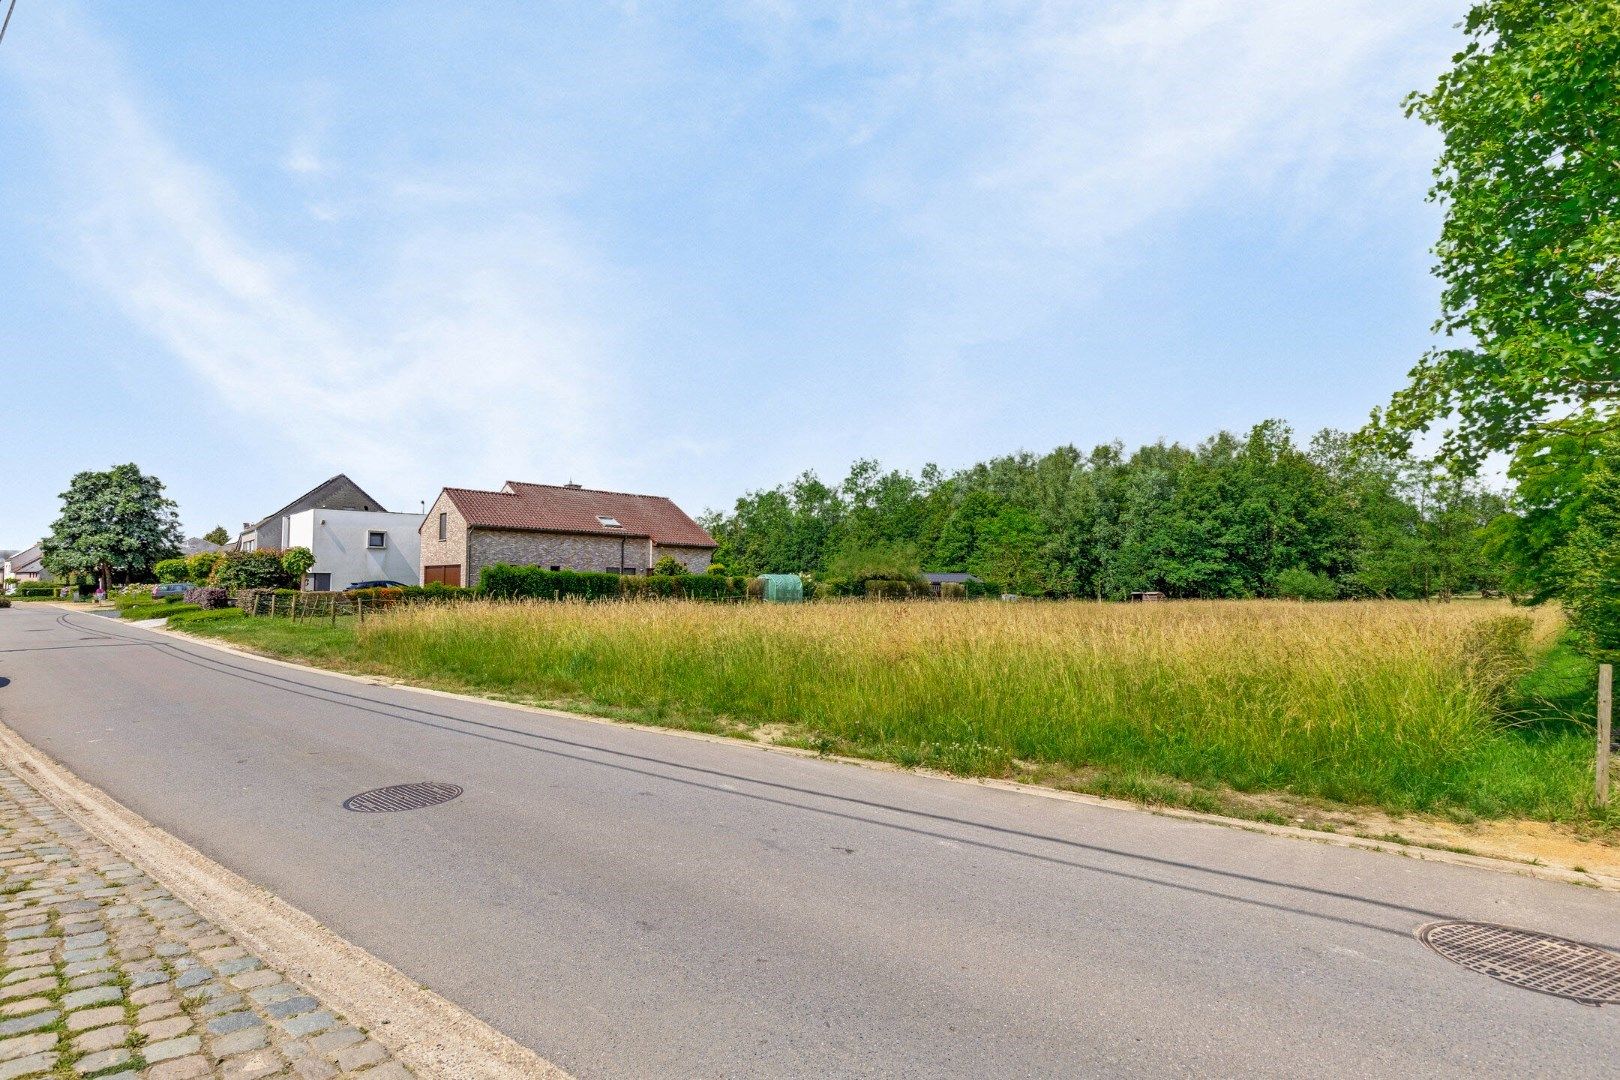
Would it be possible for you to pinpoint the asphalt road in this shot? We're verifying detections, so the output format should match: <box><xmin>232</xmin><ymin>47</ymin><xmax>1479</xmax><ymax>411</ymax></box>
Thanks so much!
<box><xmin>0</xmin><ymin>604</ymin><xmax>1616</xmax><ymax>1078</ymax></box>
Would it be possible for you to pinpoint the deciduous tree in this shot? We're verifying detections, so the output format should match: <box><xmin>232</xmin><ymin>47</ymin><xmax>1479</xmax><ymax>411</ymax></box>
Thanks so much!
<box><xmin>1368</xmin><ymin>0</ymin><xmax>1620</xmax><ymax>468</ymax></box>
<box><xmin>42</xmin><ymin>464</ymin><xmax>183</xmax><ymax>592</ymax></box>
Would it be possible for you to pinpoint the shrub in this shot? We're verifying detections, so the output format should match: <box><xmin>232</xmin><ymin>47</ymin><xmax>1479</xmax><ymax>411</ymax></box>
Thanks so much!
<box><xmin>1274</xmin><ymin>567</ymin><xmax>1339</xmax><ymax>601</ymax></box>
<box><xmin>210</xmin><ymin>550</ymin><xmax>293</xmax><ymax>589</ymax></box>
<box><xmin>186</xmin><ymin>550</ymin><xmax>225</xmax><ymax>582</ymax></box>
<box><xmin>281</xmin><ymin>547</ymin><xmax>316</xmax><ymax>584</ymax></box>
<box><xmin>182</xmin><ymin>586</ymin><xmax>230</xmax><ymax>609</ymax></box>
<box><xmin>651</xmin><ymin>555</ymin><xmax>685</xmax><ymax>576</ymax></box>
<box><xmin>940</xmin><ymin>581</ymin><xmax>967</xmax><ymax>600</ymax></box>
<box><xmin>402</xmin><ymin>584</ymin><xmax>477</xmax><ymax>602</ymax></box>
<box><xmin>706</xmin><ymin>563</ymin><xmax>729</xmax><ymax>576</ymax></box>
<box><xmin>964</xmin><ymin>579</ymin><xmax>999</xmax><ymax>599</ymax></box>
<box><xmin>621</xmin><ymin>574</ymin><xmax>747</xmax><ymax>601</ymax></box>
<box><xmin>154</xmin><ymin>559</ymin><xmax>190</xmax><ymax>584</ymax></box>
<box><xmin>346</xmin><ymin>587</ymin><xmax>405</xmax><ymax>602</ymax></box>
<box><xmin>15</xmin><ymin>583</ymin><xmax>56</xmax><ymax>598</ymax></box>
<box><xmin>478</xmin><ymin>565</ymin><xmax>623</xmax><ymax>601</ymax></box>
<box><xmin>864</xmin><ymin>579</ymin><xmax>930</xmax><ymax>599</ymax></box>
<box><xmin>0</xmin><ymin>598</ymin><xmax>10</xmax><ymax>609</ymax></box>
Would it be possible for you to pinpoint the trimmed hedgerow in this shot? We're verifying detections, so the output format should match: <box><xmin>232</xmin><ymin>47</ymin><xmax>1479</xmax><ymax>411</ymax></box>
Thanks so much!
<box><xmin>401</xmin><ymin>584</ymin><xmax>477</xmax><ymax>601</ymax></box>
<box><xmin>478</xmin><ymin>564</ymin><xmax>748</xmax><ymax>602</ymax></box>
<box><xmin>346</xmin><ymin>587</ymin><xmax>405</xmax><ymax>601</ymax></box>
<box><xmin>478</xmin><ymin>565</ymin><xmax>623</xmax><ymax>601</ymax></box>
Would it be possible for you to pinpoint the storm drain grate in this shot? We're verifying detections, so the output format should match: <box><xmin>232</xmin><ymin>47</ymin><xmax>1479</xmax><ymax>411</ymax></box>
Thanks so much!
<box><xmin>343</xmin><ymin>782</ymin><xmax>463</xmax><ymax>814</ymax></box>
<box><xmin>1418</xmin><ymin>921</ymin><xmax>1620</xmax><ymax>1005</ymax></box>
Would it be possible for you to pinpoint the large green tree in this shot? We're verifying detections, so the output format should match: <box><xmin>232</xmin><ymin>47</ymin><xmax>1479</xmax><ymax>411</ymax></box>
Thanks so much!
<box><xmin>1369</xmin><ymin>0</ymin><xmax>1620</xmax><ymax>468</ymax></box>
<box><xmin>42</xmin><ymin>464</ymin><xmax>184</xmax><ymax>592</ymax></box>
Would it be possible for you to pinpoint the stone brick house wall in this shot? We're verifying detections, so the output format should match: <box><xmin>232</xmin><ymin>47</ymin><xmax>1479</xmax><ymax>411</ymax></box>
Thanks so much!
<box><xmin>420</xmin><ymin>491</ymin><xmax>469</xmax><ymax>585</ymax></box>
<box><xmin>467</xmin><ymin>530</ymin><xmax>652</xmax><ymax>585</ymax></box>
<box><xmin>421</xmin><ymin>481</ymin><xmax>717</xmax><ymax>587</ymax></box>
<box><xmin>651</xmin><ymin>545</ymin><xmax>714</xmax><ymax>574</ymax></box>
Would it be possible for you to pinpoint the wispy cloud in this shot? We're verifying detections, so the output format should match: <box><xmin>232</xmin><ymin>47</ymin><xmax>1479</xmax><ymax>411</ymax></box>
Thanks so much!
<box><xmin>5</xmin><ymin>5</ymin><xmax>618</xmax><ymax>500</ymax></box>
<box><xmin>722</xmin><ymin>0</ymin><xmax>1457</xmax><ymax>454</ymax></box>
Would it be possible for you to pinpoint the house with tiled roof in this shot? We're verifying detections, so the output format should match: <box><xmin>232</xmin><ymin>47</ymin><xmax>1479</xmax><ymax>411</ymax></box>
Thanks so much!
<box><xmin>2</xmin><ymin>544</ymin><xmax>49</xmax><ymax>587</ymax></box>
<box><xmin>420</xmin><ymin>481</ymin><xmax>717</xmax><ymax>587</ymax></box>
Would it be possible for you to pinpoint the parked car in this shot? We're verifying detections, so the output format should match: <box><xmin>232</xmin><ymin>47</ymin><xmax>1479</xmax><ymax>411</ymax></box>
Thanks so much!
<box><xmin>150</xmin><ymin>582</ymin><xmax>193</xmax><ymax>599</ymax></box>
<box><xmin>345</xmin><ymin>580</ymin><xmax>408</xmax><ymax>591</ymax></box>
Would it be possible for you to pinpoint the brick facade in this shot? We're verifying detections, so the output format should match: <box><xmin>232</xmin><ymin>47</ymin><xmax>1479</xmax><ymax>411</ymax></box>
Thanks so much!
<box><xmin>419</xmin><ymin>491</ymin><xmax>468</xmax><ymax>585</ymax></box>
<box><xmin>420</xmin><ymin>482</ymin><xmax>716</xmax><ymax>587</ymax></box>
<box><xmin>652</xmin><ymin>545</ymin><xmax>714</xmax><ymax>574</ymax></box>
<box><xmin>467</xmin><ymin>530</ymin><xmax>653</xmax><ymax>586</ymax></box>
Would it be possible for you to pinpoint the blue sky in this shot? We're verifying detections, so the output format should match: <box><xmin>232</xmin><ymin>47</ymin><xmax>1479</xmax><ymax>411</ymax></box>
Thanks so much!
<box><xmin>1</xmin><ymin>1</ymin><xmax>1467</xmax><ymax>548</ymax></box>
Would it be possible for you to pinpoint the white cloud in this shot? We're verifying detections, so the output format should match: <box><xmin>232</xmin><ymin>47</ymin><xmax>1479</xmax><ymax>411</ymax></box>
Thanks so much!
<box><xmin>723</xmin><ymin>0</ymin><xmax>1460</xmax><ymax>452</ymax></box>
<box><xmin>5</xmin><ymin>5</ymin><xmax>618</xmax><ymax>499</ymax></box>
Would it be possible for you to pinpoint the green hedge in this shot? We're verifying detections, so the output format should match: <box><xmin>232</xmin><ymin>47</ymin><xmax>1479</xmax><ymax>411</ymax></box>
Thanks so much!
<box><xmin>402</xmin><ymin>584</ymin><xmax>477</xmax><ymax>601</ymax></box>
<box><xmin>210</xmin><ymin>550</ymin><xmax>294</xmax><ymax>589</ymax></box>
<box><xmin>477</xmin><ymin>564</ymin><xmax>747</xmax><ymax>602</ymax></box>
<box><xmin>478</xmin><ymin>565</ymin><xmax>624</xmax><ymax>601</ymax></box>
<box><xmin>864</xmin><ymin>579</ymin><xmax>932</xmax><ymax>599</ymax></box>
<box><xmin>620</xmin><ymin>574</ymin><xmax>747</xmax><ymax>600</ymax></box>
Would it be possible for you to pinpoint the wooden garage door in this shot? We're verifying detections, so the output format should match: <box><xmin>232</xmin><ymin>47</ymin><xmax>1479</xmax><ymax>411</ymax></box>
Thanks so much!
<box><xmin>423</xmin><ymin>564</ymin><xmax>461</xmax><ymax>587</ymax></box>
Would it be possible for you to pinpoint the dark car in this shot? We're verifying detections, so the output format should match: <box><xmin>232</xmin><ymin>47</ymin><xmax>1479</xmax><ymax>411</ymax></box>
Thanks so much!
<box><xmin>346</xmin><ymin>580</ymin><xmax>408</xmax><ymax>591</ymax></box>
<box><xmin>150</xmin><ymin>582</ymin><xmax>193</xmax><ymax>599</ymax></box>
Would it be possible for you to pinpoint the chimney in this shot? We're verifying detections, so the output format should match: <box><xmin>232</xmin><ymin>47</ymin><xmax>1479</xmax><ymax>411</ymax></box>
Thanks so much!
<box><xmin>564</xmin><ymin>482</ymin><xmax>583</xmax><ymax>489</ymax></box>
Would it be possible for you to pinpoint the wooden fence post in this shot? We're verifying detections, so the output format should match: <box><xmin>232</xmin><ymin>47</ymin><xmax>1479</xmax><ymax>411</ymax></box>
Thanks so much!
<box><xmin>1598</xmin><ymin>663</ymin><xmax>1613</xmax><ymax>809</ymax></box>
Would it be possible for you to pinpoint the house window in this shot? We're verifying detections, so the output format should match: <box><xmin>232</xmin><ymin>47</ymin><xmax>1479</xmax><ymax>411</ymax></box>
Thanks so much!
<box><xmin>550</xmin><ymin>566</ymin><xmax>561</xmax><ymax>572</ymax></box>
<box><xmin>438</xmin><ymin>512</ymin><xmax>447</xmax><ymax>541</ymax></box>
<box><xmin>596</xmin><ymin>516</ymin><xmax>622</xmax><ymax>528</ymax></box>
<box><xmin>367</xmin><ymin>532</ymin><xmax>387</xmax><ymax>549</ymax></box>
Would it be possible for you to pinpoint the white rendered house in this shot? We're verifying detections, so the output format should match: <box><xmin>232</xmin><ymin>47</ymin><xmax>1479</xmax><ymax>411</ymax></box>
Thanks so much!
<box><xmin>283</xmin><ymin>508</ymin><xmax>424</xmax><ymax>591</ymax></box>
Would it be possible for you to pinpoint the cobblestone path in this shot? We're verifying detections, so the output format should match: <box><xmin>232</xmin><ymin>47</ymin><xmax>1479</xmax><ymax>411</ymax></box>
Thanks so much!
<box><xmin>0</xmin><ymin>767</ymin><xmax>416</xmax><ymax>1080</ymax></box>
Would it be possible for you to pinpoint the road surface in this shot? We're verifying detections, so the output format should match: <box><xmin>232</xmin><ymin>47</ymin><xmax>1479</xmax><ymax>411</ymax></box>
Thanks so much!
<box><xmin>0</xmin><ymin>604</ymin><xmax>1616</xmax><ymax>1077</ymax></box>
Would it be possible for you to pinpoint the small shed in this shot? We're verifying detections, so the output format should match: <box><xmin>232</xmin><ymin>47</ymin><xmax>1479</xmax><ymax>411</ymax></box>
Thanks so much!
<box><xmin>757</xmin><ymin>574</ymin><xmax>805</xmax><ymax>603</ymax></box>
<box><xmin>1128</xmin><ymin>591</ymin><xmax>1166</xmax><ymax>602</ymax></box>
<box><xmin>922</xmin><ymin>572</ymin><xmax>982</xmax><ymax>597</ymax></box>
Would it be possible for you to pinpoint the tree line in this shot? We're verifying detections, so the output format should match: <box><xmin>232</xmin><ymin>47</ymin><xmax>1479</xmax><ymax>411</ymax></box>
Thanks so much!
<box><xmin>701</xmin><ymin>421</ymin><xmax>1509</xmax><ymax>600</ymax></box>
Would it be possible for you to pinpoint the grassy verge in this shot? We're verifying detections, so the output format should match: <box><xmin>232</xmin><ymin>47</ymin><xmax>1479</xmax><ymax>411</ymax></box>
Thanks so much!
<box><xmin>175</xmin><ymin>599</ymin><xmax>1617</xmax><ymax>828</ymax></box>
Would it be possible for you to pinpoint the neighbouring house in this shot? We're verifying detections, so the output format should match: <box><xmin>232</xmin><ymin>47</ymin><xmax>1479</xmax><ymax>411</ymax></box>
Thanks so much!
<box><xmin>2</xmin><ymin>544</ymin><xmax>50</xmax><ymax>586</ymax></box>
<box><xmin>285</xmin><ymin>508</ymin><xmax>424</xmax><ymax>591</ymax></box>
<box><xmin>180</xmin><ymin>537</ymin><xmax>223</xmax><ymax>556</ymax></box>
<box><xmin>233</xmin><ymin>475</ymin><xmax>388</xmax><ymax>552</ymax></box>
<box><xmin>922</xmin><ymin>572</ymin><xmax>982</xmax><ymax>596</ymax></box>
<box><xmin>421</xmin><ymin>481</ymin><xmax>717</xmax><ymax>588</ymax></box>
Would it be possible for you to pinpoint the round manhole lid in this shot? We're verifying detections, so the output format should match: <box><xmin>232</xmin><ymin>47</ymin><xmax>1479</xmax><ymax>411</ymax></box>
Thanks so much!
<box><xmin>1419</xmin><ymin>921</ymin><xmax>1620</xmax><ymax>1005</ymax></box>
<box><xmin>343</xmin><ymin>782</ymin><xmax>463</xmax><ymax>813</ymax></box>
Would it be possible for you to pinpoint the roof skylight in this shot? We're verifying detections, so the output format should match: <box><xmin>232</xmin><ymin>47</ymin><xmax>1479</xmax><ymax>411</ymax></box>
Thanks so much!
<box><xmin>597</xmin><ymin>515</ymin><xmax>623</xmax><ymax>528</ymax></box>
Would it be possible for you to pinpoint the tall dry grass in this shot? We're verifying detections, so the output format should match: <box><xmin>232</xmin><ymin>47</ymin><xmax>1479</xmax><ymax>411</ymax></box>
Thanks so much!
<box><xmin>354</xmin><ymin>598</ymin><xmax>1592</xmax><ymax>818</ymax></box>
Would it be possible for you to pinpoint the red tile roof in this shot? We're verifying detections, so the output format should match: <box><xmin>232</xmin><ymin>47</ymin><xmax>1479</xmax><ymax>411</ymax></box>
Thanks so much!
<box><xmin>440</xmin><ymin>482</ymin><xmax>717</xmax><ymax>548</ymax></box>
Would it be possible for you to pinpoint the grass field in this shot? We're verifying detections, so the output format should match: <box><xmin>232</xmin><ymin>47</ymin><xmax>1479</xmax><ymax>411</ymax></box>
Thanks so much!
<box><xmin>179</xmin><ymin>598</ymin><xmax>1614</xmax><ymax>826</ymax></box>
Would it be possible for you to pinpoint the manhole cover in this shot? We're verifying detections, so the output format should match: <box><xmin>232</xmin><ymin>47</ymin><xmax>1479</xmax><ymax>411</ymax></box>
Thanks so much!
<box><xmin>343</xmin><ymin>782</ymin><xmax>463</xmax><ymax>813</ymax></box>
<box><xmin>1418</xmin><ymin>921</ymin><xmax>1620</xmax><ymax>1005</ymax></box>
